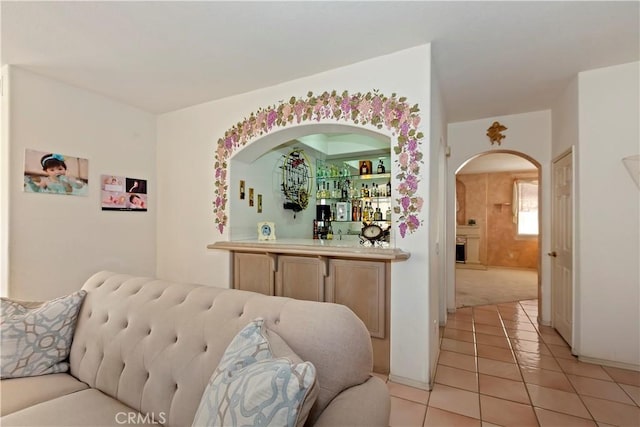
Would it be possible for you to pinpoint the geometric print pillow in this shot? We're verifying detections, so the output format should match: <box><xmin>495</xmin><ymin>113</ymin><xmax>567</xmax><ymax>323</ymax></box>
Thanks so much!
<box><xmin>192</xmin><ymin>318</ymin><xmax>318</xmax><ymax>427</ymax></box>
<box><xmin>0</xmin><ymin>290</ymin><xmax>86</xmax><ymax>379</ymax></box>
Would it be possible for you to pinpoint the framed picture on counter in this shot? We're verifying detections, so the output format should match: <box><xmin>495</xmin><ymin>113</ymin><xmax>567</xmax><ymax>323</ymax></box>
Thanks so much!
<box><xmin>257</xmin><ymin>221</ymin><xmax>276</xmax><ymax>240</ymax></box>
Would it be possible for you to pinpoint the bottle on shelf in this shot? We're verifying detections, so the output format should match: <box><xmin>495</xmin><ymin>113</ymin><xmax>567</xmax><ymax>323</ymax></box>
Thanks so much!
<box><xmin>374</xmin><ymin>207</ymin><xmax>383</xmax><ymax>221</ymax></box>
<box><xmin>377</xmin><ymin>160</ymin><xmax>385</xmax><ymax>174</ymax></box>
<box><xmin>386</xmin><ymin>180</ymin><xmax>392</xmax><ymax>197</ymax></box>
<box><xmin>385</xmin><ymin>207</ymin><xmax>392</xmax><ymax>221</ymax></box>
<box><xmin>352</xmin><ymin>201</ymin><xmax>357</xmax><ymax>221</ymax></box>
<box><xmin>327</xmin><ymin>223</ymin><xmax>334</xmax><ymax>240</ymax></box>
<box><xmin>360</xmin><ymin>162</ymin><xmax>369</xmax><ymax>175</ymax></box>
<box><xmin>342</xmin><ymin>179</ymin><xmax>349</xmax><ymax>199</ymax></box>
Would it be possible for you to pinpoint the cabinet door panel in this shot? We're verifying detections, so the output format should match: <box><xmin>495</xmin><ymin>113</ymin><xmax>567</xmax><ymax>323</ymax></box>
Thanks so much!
<box><xmin>328</xmin><ymin>259</ymin><xmax>385</xmax><ymax>339</ymax></box>
<box><xmin>233</xmin><ymin>252</ymin><xmax>274</xmax><ymax>295</ymax></box>
<box><xmin>276</xmin><ymin>256</ymin><xmax>325</xmax><ymax>302</ymax></box>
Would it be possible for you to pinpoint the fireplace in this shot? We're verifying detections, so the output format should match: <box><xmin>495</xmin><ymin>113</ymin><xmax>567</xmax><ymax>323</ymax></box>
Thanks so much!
<box><xmin>456</xmin><ymin>236</ymin><xmax>467</xmax><ymax>263</ymax></box>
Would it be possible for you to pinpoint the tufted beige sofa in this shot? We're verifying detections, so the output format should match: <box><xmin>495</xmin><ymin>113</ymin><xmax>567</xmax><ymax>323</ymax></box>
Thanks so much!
<box><xmin>1</xmin><ymin>271</ymin><xmax>390</xmax><ymax>426</ymax></box>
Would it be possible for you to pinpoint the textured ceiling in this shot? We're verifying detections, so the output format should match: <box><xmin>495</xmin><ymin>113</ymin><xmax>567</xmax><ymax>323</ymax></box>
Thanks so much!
<box><xmin>2</xmin><ymin>1</ymin><xmax>638</xmax><ymax>121</ymax></box>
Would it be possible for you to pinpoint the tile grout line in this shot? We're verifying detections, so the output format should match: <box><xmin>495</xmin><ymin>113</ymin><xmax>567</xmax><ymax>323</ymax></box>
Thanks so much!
<box><xmin>427</xmin><ymin>301</ymin><xmax>638</xmax><ymax>426</ymax></box>
<box><xmin>471</xmin><ymin>307</ymin><xmax>483</xmax><ymax>424</ymax></box>
<box><xmin>511</xmin><ymin>301</ymin><xmax>605</xmax><ymax>424</ymax></box>
<box><xmin>494</xmin><ymin>301</ymin><xmax>544</xmax><ymax>426</ymax></box>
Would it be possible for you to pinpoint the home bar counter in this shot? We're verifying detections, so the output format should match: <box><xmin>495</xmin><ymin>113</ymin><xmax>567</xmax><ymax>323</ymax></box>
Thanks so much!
<box><xmin>208</xmin><ymin>239</ymin><xmax>410</xmax><ymax>373</ymax></box>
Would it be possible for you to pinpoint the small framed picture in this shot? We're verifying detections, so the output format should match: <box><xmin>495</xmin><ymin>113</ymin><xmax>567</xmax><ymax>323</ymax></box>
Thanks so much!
<box><xmin>249</xmin><ymin>188</ymin><xmax>254</xmax><ymax>207</ymax></box>
<box><xmin>257</xmin><ymin>194</ymin><xmax>263</xmax><ymax>213</ymax></box>
<box><xmin>257</xmin><ymin>221</ymin><xmax>276</xmax><ymax>240</ymax></box>
<box><xmin>240</xmin><ymin>180</ymin><xmax>245</xmax><ymax>200</ymax></box>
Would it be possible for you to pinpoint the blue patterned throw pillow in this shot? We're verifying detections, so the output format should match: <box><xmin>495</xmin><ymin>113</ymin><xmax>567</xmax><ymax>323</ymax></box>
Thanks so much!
<box><xmin>1</xmin><ymin>290</ymin><xmax>86</xmax><ymax>379</ymax></box>
<box><xmin>192</xmin><ymin>319</ymin><xmax>318</xmax><ymax>427</ymax></box>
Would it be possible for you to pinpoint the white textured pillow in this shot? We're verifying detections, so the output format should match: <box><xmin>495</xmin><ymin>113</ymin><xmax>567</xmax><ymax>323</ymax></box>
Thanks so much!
<box><xmin>192</xmin><ymin>318</ymin><xmax>318</xmax><ymax>427</ymax></box>
<box><xmin>1</xmin><ymin>290</ymin><xmax>86</xmax><ymax>379</ymax></box>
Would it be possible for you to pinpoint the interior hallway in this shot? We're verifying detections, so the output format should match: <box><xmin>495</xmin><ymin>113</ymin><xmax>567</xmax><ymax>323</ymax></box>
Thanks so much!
<box><xmin>456</xmin><ymin>267</ymin><xmax>538</xmax><ymax>308</ymax></box>
<box><xmin>382</xmin><ymin>300</ymin><xmax>640</xmax><ymax>426</ymax></box>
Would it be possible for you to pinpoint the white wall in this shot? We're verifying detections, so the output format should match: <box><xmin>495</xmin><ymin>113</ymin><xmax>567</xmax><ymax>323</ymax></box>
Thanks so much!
<box><xmin>1</xmin><ymin>67</ymin><xmax>10</xmax><ymax>296</ymax></box>
<box><xmin>447</xmin><ymin>111</ymin><xmax>552</xmax><ymax>322</ymax></box>
<box><xmin>576</xmin><ymin>62</ymin><xmax>639</xmax><ymax>368</ymax></box>
<box><xmin>429</xmin><ymin>55</ymin><xmax>447</xmax><ymax>384</ymax></box>
<box><xmin>6</xmin><ymin>67</ymin><xmax>157</xmax><ymax>300</ymax></box>
<box><xmin>158</xmin><ymin>45</ymin><xmax>434</xmax><ymax>387</ymax></box>
<box><xmin>551</xmin><ymin>76</ymin><xmax>579</xmax><ymax>158</ymax></box>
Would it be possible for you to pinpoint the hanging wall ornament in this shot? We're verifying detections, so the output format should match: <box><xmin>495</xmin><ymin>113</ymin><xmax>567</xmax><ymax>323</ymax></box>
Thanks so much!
<box><xmin>279</xmin><ymin>148</ymin><xmax>312</xmax><ymax>217</ymax></box>
<box><xmin>487</xmin><ymin>121</ymin><xmax>508</xmax><ymax>146</ymax></box>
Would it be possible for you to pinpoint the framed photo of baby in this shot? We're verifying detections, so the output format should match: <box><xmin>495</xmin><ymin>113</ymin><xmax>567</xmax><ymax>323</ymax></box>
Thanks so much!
<box><xmin>23</xmin><ymin>149</ymin><xmax>89</xmax><ymax>196</ymax></box>
<box><xmin>101</xmin><ymin>174</ymin><xmax>148</xmax><ymax>211</ymax></box>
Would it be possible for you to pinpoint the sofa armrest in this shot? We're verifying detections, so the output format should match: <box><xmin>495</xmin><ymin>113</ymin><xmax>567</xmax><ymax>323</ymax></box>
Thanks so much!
<box><xmin>313</xmin><ymin>376</ymin><xmax>390</xmax><ymax>427</ymax></box>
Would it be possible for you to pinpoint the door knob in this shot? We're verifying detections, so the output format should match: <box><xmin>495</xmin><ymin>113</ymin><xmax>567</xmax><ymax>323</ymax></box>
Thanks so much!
<box><xmin>547</xmin><ymin>251</ymin><xmax>557</xmax><ymax>257</ymax></box>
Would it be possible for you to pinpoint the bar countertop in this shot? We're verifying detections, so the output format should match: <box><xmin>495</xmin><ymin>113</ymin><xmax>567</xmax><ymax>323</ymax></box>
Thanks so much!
<box><xmin>208</xmin><ymin>239</ymin><xmax>410</xmax><ymax>261</ymax></box>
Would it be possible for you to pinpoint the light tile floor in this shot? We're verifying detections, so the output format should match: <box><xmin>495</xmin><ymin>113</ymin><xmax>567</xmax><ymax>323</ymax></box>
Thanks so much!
<box><xmin>384</xmin><ymin>300</ymin><xmax>640</xmax><ymax>426</ymax></box>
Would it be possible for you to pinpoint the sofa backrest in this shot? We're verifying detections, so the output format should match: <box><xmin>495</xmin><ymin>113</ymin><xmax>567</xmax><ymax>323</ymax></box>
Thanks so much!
<box><xmin>69</xmin><ymin>271</ymin><xmax>373</xmax><ymax>427</ymax></box>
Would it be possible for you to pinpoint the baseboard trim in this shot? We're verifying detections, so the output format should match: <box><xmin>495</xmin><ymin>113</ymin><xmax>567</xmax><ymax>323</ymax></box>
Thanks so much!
<box><xmin>387</xmin><ymin>374</ymin><xmax>431</xmax><ymax>391</ymax></box>
<box><xmin>537</xmin><ymin>316</ymin><xmax>551</xmax><ymax>326</ymax></box>
<box><xmin>578</xmin><ymin>355</ymin><xmax>640</xmax><ymax>372</ymax></box>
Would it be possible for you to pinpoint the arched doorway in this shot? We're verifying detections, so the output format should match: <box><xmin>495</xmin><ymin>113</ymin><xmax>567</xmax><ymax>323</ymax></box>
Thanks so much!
<box><xmin>453</xmin><ymin>151</ymin><xmax>541</xmax><ymax>309</ymax></box>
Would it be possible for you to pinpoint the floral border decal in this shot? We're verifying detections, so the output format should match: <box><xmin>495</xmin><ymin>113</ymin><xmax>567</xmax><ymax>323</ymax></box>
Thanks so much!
<box><xmin>214</xmin><ymin>90</ymin><xmax>424</xmax><ymax>238</ymax></box>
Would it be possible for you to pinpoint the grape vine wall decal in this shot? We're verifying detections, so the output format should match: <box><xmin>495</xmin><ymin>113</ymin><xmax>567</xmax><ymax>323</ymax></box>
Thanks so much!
<box><xmin>214</xmin><ymin>90</ymin><xmax>424</xmax><ymax>238</ymax></box>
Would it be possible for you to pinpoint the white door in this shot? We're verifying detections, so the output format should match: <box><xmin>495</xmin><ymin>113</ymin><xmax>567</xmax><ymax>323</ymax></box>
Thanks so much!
<box><xmin>551</xmin><ymin>150</ymin><xmax>573</xmax><ymax>345</ymax></box>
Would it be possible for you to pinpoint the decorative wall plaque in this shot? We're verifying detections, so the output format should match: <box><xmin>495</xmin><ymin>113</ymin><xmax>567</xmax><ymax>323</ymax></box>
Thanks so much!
<box><xmin>487</xmin><ymin>121</ymin><xmax>508</xmax><ymax>146</ymax></box>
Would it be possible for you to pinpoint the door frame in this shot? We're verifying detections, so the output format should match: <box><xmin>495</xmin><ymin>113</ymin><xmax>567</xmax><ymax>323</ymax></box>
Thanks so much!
<box><xmin>551</xmin><ymin>146</ymin><xmax>578</xmax><ymax>352</ymax></box>
<box><xmin>446</xmin><ymin>150</ymin><xmax>542</xmax><ymax>317</ymax></box>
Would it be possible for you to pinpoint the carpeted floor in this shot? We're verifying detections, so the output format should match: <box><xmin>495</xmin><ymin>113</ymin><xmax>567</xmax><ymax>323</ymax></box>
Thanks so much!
<box><xmin>455</xmin><ymin>266</ymin><xmax>538</xmax><ymax>308</ymax></box>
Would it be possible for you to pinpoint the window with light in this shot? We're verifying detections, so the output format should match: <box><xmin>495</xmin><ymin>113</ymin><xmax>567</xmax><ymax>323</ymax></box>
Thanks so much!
<box><xmin>514</xmin><ymin>179</ymin><xmax>538</xmax><ymax>236</ymax></box>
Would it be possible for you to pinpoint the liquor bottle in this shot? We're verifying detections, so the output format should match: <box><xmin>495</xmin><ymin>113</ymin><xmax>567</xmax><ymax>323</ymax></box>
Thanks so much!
<box><xmin>362</xmin><ymin>203</ymin><xmax>370</xmax><ymax>221</ymax></box>
<box><xmin>313</xmin><ymin>220</ymin><xmax>319</xmax><ymax>239</ymax></box>
<box><xmin>386</xmin><ymin>180</ymin><xmax>392</xmax><ymax>197</ymax></box>
<box><xmin>377</xmin><ymin>160</ymin><xmax>385</xmax><ymax>174</ymax></box>
<box><xmin>327</xmin><ymin>223</ymin><xmax>334</xmax><ymax>240</ymax></box>
<box><xmin>385</xmin><ymin>207</ymin><xmax>392</xmax><ymax>221</ymax></box>
<box><xmin>360</xmin><ymin>162</ymin><xmax>369</xmax><ymax>174</ymax></box>
<box><xmin>374</xmin><ymin>207</ymin><xmax>383</xmax><ymax>221</ymax></box>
